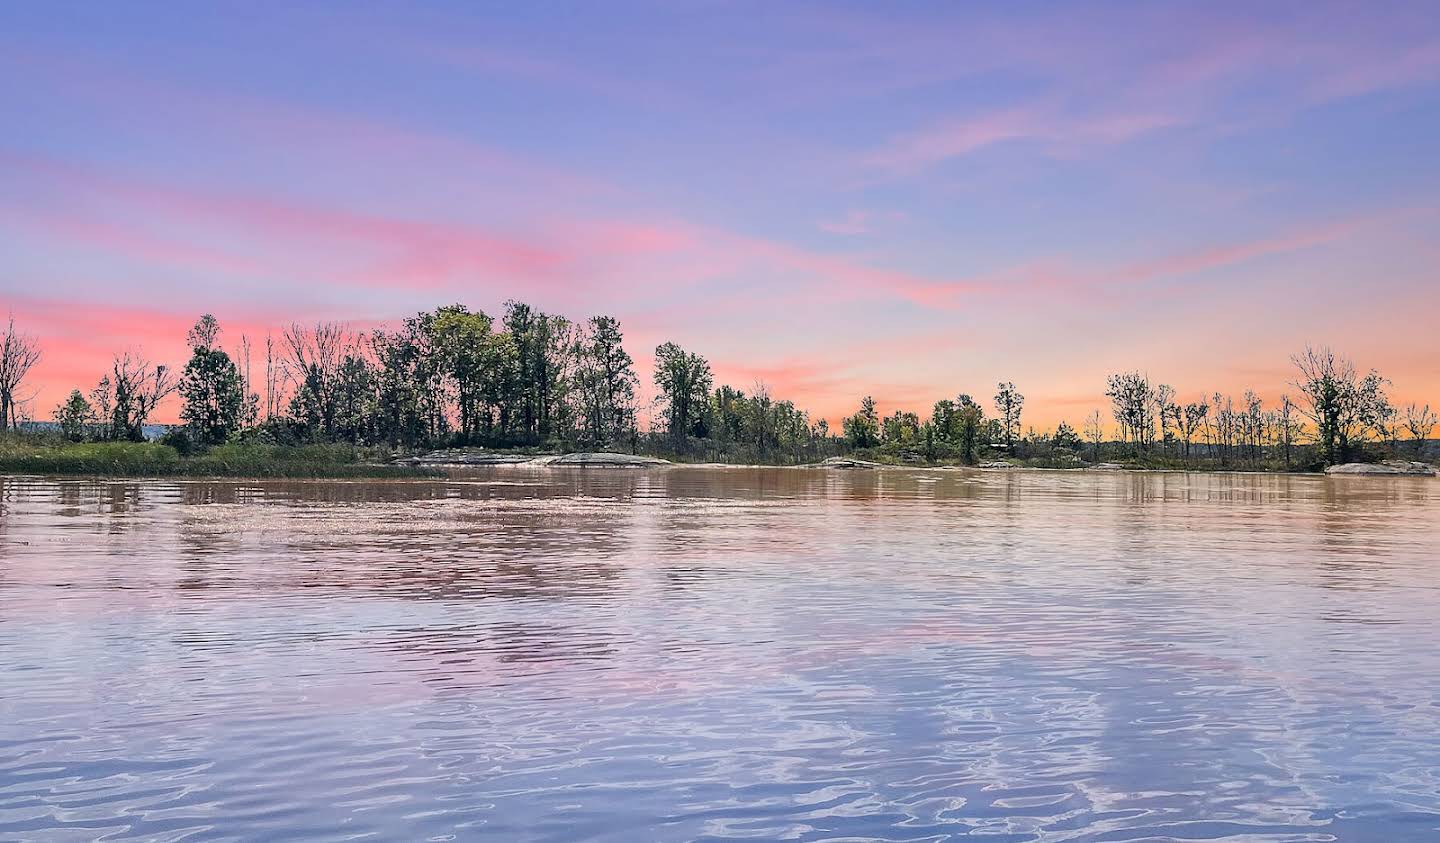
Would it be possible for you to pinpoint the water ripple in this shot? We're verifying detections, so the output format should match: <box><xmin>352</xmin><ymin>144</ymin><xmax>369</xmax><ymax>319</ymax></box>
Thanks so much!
<box><xmin>2</xmin><ymin>469</ymin><xmax>1439</xmax><ymax>840</ymax></box>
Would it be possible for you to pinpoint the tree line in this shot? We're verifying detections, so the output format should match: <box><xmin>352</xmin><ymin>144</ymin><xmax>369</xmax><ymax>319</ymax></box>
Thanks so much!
<box><xmin>1096</xmin><ymin>349</ymin><xmax>1436</xmax><ymax>468</ymax></box>
<box><xmin>1</xmin><ymin>309</ymin><xmax>1434</xmax><ymax>468</ymax></box>
<box><xmin>28</xmin><ymin>304</ymin><xmax>831</xmax><ymax>462</ymax></box>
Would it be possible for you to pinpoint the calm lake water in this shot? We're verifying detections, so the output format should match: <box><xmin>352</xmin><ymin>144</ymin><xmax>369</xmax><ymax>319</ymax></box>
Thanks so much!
<box><xmin>2</xmin><ymin>468</ymin><xmax>1439</xmax><ymax>842</ymax></box>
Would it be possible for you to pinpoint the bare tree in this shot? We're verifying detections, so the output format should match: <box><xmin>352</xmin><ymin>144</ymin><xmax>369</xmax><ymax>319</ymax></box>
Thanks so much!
<box><xmin>264</xmin><ymin>332</ymin><xmax>283</xmax><ymax>421</ymax></box>
<box><xmin>1291</xmin><ymin>346</ymin><xmax>1390</xmax><ymax>465</ymax></box>
<box><xmin>1105</xmin><ymin>372</ymin><xmax>1153</xmax><ymax>454</ymax></box>
<box><xmin>1278</xmin><ymin>394</ymin><xmax>1303</xmax><ymax>470</ymax></box>
<box><xmin>283</xmin><ymin>322</ymin><xmax>358</xmax><ymax>439</ymax></box>
<box><xmin>0</xmin><ymin>315</ymin><xmax>43</xmax><ymax>431</ymax></box>
<box><xmin>109</xmin><ymin>352</ymin><xmax>178</xmax><ymax>440</ymax></box>
<box><xmin>1243</xmin><ymin>390</ymin><xmax>1264</xmax><ymax>465</ymax></box>
<box><xmin>1179</xmin><ymin>401</ymin><xmax>1208</xmax><ymax>464</ymax></box>
<box><xmin>236</xmin><ymin>333</ymin><xmax>258</xmax><ymax>426</ymax></box>
<box><xmin>1084</xmin><ymin>409</ymin><xmax>1105</xmax><ymax>462</ymax></box>
<box><xmin>1405</xmin><ymin>403</ymin><xmax>1437</xmax><ymax>458</ymax></box>
<box><xmin>993</xmin><ymin>382</ymin><xmax>1024</xmax><ymax>451</ymax></box>
<box><xmin>1211</xmin><ymin>392</ymin><xmax>1236</xmax><ymax>465</ymax></box>
<box><xmin>1153</xmin><ymin>383</ymin><xmax>1176</xmax><ymax>454</ymax></box>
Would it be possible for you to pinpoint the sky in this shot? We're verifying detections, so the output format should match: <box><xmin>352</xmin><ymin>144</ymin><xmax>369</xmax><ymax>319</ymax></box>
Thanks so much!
<box><xmin>2</xmin><ymin>0</ymin><xmax>1438</xmax><ymax>428</ymax></box>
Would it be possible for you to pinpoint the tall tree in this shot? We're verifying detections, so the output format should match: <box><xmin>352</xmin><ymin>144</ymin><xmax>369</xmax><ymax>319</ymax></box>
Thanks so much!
<box><xmin>1105</xmin><ymin>372</ymin><xmax>1154</xmax><ymax>454</ymax></box>
<box><xmin>0</xmin><ymin>316</ymin><xmax>42</xmax><ymax>430</ymax></box>
<box><xmin>285</xmin><ymin>322</ymin><xmax>359</xmax><ymax>443</ymax></box>
<box><xmin>372</xmin><ymin>315</ymin><xmax>443</xmax><ymax>447</ymax></box>
<box><xmin>431</xmin><ymin>305</ymin><xmax>502</xmax><ymax>442</ymax></box>
<box><xmin>653</xmin><ymin>342</ymin><xmax>713</xmax><ymax>440</ymax></box>
<box><xmin>1278</xmin><ymin>395</ymin><xmax>1301</xmax><ymax>470</ymax></box>
<box><xmin>1152</xmin><ymin>383</ymin><xmax>1176</xmax><ymax>452</ymax></box>
<box><xmin>931</xmin><ymin>399</ymin><xmax>958</xmax><ymax>441</ymax></box>
<box><xmin>179</xmin><ymin>315</ymin><xmax>245</xmax><ymax>445</ymax></box>
<box><xmin>993</xmin><ymin>382</ymin><xmax>1024</xmax><ymax>451</ymax></box>
<box><xmin>1179</xmin><ymin>401</ymin><xmax>1209</xmax><ymax>463</ymax></box>
<box><xmin>504</xmin><ymin>302</ymin><xmax>575</xmax><ymax>441</ymax></box>
<box><xmin>954</xmin><ymin>394</ymin><xmax>985</xmax><ymax>464</ymax></box>
<box><xmin>575</xmin><ymin>316</ymin><xmax>638</xmax><ymax>446</ymax></box>
<box><xmin>1084</xmin><ymin>410</ymin><xmax>1105</xmax><ymax>462</ymax></box>
<box><xmin>1291</xmin><ymin>346</ymin><xmax>1389</xmax><ymax>465</ymax></box>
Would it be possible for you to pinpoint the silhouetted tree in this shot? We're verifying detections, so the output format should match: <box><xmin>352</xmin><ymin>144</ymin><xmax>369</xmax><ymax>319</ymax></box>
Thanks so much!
<box><xmin>993</xmin><ymin>382</ymin><xmax>1023</xmax><ymax>451</ymax></box>
<box><xmin>108</xmin><ymin>352</ymin><xmax>177</xmax><ymax>441</ymax></box>
<box><xmin>1106</xmin><ymin>372</ymin><xmax>1153</xmax><ymax>454</ymax></box>
<box><xmin>1291</xmin><ymin>346</ymin><xmax>1389</xmax><ymax>465</ymax></box>
<box><xmin>0</xmin><ymin>316</ymin><xmax>42</xmax><ymax>430</ymax></box>
<box><xmin>1084</xmin><ymin>410</ymin><xmax>1105</xmax><ymax>461</ymax></box>
<box><xmin>1405</xmin><ymin>403</ymin><xmax>1437</xmax><ymax>456</ymax></box>
<box><xmin>1179</xmin><ymin>401</ymin><xmax>1208</xmax><ymax>463</ymax></box>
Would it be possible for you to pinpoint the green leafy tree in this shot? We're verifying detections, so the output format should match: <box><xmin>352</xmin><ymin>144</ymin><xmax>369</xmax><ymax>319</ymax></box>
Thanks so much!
<box><xmin>931</xmin><ymin>399</ymin><xmax>957</xmax><ymax>441</ymax></box>
<box><xmin>844</xmin><ymin>395</ymin><xmax>880</xmax><ymax>448</ymax></box>
<box><xmin>372</xmin><ymin>317</ymin><xmax>441</xmax><ymax>447</ymax></box>
<box><xmin>575</xmin><ymin>316</ymin><xmax>638</xmax><ymax>446</ymax></box>
<box><xmin>505</xmin><ymin>302</ymin><xmax>575</xmax><ymax>442</ymax></box>
<box><xmin>654</xmin><ymin>342</ymin><xmax>713</xmax><ymax>440</ymax></box>
<box><xmin>53</xmin><ymin>389</ymin><xmax>95</xmax><ymax>441</ymax></box>
<box><xmin>431</xmin><ymin>305</ymin><xmax>503</xmax><ymax>442</ymax></box>
<box><xmin>955</xmin><ymin>394</ymin><xmax>985</xmax><ymax>464</ymax></box>
<box><xmin>1053</xmin><ymin>421</ymin><xmax>1082</xmax><ymax>450</ymax></box>
<box><xmin>883</xmin><ymin>410</ymin><xmax>920</xmax><ymax>445</ymax></box>
<box><xmin>179</xmin><ymin>315</ymin><xmax>245</xmax><ymax>445</ymax></box>
<box><xmin>333</xmin><ymin>353</ymin><xmax>378</xmax><ymax>444</ymax></box>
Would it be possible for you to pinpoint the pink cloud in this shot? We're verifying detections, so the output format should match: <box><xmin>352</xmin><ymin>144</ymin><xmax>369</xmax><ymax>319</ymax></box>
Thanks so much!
<box><xmin>867</xmin><ymin>105</ymin><xmax>1180</xmax><ymax>175</ymax></box>
<box><xmin>817</xmin><ymin>209</ymin><xmax>908</xmax><ymax>236</ymax></box>
<box><xmin>890</xmin><ymin>214</ymin><xmax>1384</xmax><ymax>311</ymax></box>
<box><xmin>1</xmin><ymin>153</ymin><xmax>576</xmax><ymax>291</ymax></box>
<box><xmin>818</xmin><ymin>210</ymin><xmax>874</xmax><ymax>236</ymax></box>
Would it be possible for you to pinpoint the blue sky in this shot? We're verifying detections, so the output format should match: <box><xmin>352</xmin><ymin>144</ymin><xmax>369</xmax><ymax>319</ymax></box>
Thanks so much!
<box><xmin>2</xmin><ymin>1</ymin><xmax>1438</xmax><ymax>423</ymax></box>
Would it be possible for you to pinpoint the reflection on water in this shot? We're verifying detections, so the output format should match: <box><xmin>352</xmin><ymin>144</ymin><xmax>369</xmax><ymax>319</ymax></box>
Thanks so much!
<box><xmin>2</xmin><ymin>468</ymin><xmax>1439</xmax><ymax>841</ymax></box>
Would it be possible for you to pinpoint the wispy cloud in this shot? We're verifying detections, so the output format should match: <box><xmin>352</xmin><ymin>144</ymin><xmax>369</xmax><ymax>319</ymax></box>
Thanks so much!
<box><xmin>867</xmin><ymin>106</ymin><xmax>1180</xmax><ymax>175</ymax></box>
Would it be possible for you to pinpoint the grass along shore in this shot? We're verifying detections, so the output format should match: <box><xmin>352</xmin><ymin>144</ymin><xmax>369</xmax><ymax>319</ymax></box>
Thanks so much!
<box><xmin>0</xmin><ymin>439</ymin><xmax>441</xmax><ymax>479</ymax></box>
<box><xmin>3</xmin><ymin>436</ymin><xmax>1434</xmax><ymax>479</ymax></box>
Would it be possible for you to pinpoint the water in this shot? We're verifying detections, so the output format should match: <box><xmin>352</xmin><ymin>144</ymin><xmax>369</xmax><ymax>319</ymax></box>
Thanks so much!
<box><xmin>2</xmin><ymin>468</ymin><xmax>1439</xmax><ymax>842</ymax></box>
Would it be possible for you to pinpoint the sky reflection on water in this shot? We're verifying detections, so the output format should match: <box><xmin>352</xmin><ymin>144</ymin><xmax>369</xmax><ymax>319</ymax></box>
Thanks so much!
<box><xmin>2</xmin><ymin>468</ymin><xmax>1439</xmax><ymax>841</ymax></box>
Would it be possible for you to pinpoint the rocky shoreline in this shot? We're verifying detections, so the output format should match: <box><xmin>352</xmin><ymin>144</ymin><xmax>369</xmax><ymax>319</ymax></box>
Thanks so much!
<box><xmin>1323</xmin><ymin>460</ymin><xmax>1439</xmax><ymax>477</ymax></box>
<box><xmin>393</xmin><ymin>449</ymin><xmax>1438</xmax><ymax>477</ymax></box>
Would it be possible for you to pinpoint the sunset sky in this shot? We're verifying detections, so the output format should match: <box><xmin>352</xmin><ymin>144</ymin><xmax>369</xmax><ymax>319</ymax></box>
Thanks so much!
<box><xmin>3</xmin><ymin>1</ymin><xmax>1438</xmax><ymax>428</ymax></box>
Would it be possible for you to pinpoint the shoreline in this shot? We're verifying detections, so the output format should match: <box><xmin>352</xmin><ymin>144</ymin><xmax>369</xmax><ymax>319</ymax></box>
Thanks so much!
<box><xmin>8</xmin><ymin>461</ymin><xmax>1428</xmax><ymax>483</ymax></box>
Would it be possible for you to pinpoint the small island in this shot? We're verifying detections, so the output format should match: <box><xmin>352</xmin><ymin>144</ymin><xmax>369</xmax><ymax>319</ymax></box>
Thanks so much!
<box><xmin>0</xmin><ymin>311</ymin><xmax>1434</xmax><ymax>479</ymax></box>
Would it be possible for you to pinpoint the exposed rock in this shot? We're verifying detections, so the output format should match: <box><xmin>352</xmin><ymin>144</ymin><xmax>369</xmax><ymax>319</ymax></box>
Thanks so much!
<box><xmin>1088</xmin><ymin>462</ymin><xmax>1129</xmax><ymax>471</ymax></box>
<box><xmin>400</xmin><ymin>450</ymin><xmax>538</xmax><ymax>466</ymax></box>
<box><xmin>399</xmin><ymin>450</ymin><xmax>669</xmax><ymax>468</ymax></box>
<box><xmin>978</xmin><ymin>461</ymin><xmax>1018</xmax><ymax>469</ymax></box>
<box><xmin>814</xmin><ymin>456</ymin><xmax>887</xmax><ymax>469</ymax></box>
<box><xmin>543</xmin><ymin>452</ymin><xmax>671</xmax><ymax>467</ymax></box>
<box><xmin>1324</xmin><ymin>460</ymin><xmax>1437</xmax><ymax>477</ymax></box>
